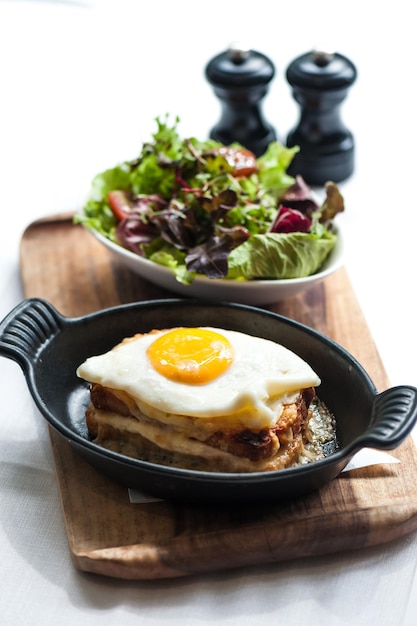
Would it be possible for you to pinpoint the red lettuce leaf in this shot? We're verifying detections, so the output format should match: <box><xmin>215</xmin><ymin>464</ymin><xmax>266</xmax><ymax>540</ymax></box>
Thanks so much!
<box><xmin>278</xmin><ymin>175</ymin><xmax>319</xmax><ymax>216</ymax></box>
<box><xmin>269</xmin><ymin>206</ymin><xmax>312</xmax><ymax>234</ymax></box>
<box><xmin>186</xmin><ymin>225</ymin><xmax>250</xmax><ymax>278</ymax></box>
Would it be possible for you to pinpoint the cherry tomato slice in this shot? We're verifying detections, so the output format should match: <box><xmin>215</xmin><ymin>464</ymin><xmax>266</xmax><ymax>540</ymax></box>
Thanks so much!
<box><xmin>218</xmin><ymin>147</ymin><xmax>257</xmax><ymax>177</ymax></box>
<box><xmin>107</xmin><ymin>190</ymin><xmax>133</xmax><ymax>221</ymax></box>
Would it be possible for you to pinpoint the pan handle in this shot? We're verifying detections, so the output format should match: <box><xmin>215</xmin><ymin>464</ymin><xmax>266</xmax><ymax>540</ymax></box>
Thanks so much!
<box><xmin>358</xmin><ymin>386</ymin><xmax>417</xmax><ymax>450</ymax></box>
<box><xmin>0</xmin><ymin>298</ymin><xmax>62</xmax><ymax>373</ymax></box>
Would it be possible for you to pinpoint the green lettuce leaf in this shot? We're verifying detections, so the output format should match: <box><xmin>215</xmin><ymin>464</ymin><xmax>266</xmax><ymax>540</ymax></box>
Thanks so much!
<box><xmin>226</xmin><ymin>231</ymin><xmax>336</xmax><ymax>280</ymax></box>
<box><xmin>257</xmin><ymin>142</ymin><xmax>300</xmax><ymax>199</ymax></box>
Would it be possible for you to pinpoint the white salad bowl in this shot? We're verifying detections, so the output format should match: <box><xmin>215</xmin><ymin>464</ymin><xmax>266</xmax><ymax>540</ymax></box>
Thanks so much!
<box><xmin>85</xmin><ymin>224</ymin><xmax>344</xmax><ymax>306</ymax></box>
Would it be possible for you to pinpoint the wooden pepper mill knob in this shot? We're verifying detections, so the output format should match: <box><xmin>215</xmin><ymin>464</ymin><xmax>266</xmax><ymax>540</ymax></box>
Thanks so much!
<box><xmin>205</xmin><ymin>43</ymin><xmax>277</xmax><ymax>157</ymax></box>
<box><xmin>285</xmin><ymin>49</ymin><xmax>357</xmax><ymax>185</ymax></box>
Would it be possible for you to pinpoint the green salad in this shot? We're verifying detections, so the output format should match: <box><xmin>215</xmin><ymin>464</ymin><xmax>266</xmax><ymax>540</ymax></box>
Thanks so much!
<box><xmin>76</xmin><ymin>115</ymin><xmax>344</xmax><ymax>284</ymax></box>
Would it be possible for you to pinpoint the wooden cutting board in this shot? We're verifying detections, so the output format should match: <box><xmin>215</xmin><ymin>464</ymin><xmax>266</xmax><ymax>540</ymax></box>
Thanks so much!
<box><xmin>19</xmin><ymin>213</ymin><xmax>417</xmax><ymax>580</ymax></box>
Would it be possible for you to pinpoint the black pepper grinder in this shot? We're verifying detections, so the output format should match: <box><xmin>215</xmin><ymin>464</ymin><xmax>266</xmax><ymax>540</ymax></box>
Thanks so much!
<box><xmin>205</xmin><ymin>43</ymin><xmax>277</xmax><ymax>157</ymax></box>
<box><xmin>285</xmin><ymin>49</ymin><xmax>357</xmax><ymax>185</ymax></box>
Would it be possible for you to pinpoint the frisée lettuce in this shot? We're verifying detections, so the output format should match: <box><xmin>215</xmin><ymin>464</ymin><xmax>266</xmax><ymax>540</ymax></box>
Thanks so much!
<box><xmin>76</xmin><ymin>115</ymin><xmax>344</xmax><ymax>283</ymax></box>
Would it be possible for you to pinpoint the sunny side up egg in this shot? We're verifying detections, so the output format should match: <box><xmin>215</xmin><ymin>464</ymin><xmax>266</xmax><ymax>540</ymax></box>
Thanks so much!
<box><xmin>76</xmin><ymin>327</ymin><xmax>321</xmax><ymax>430</ymax></box>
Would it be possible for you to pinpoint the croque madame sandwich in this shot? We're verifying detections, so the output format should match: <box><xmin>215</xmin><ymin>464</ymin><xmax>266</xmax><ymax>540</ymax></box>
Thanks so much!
<box><xmin>76</xmin><ymin>326</ymin><xmax>326</xmax><ymax>473</ymax></box>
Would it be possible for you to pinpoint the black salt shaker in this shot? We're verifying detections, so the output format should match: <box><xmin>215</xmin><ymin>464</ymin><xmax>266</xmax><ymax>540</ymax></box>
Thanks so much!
<box><xmin>285</xmin><ymin>49</ymin><xmax>357</xmax><ymax>185</ymax></box>
<box><xmin>205</xmin><ymin>43</ymin><xmax>277</xmax><ymax>157</ymax></box>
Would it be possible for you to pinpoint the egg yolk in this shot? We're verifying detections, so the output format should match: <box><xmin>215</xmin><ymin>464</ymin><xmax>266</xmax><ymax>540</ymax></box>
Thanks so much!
<box><xmin>147</xmin><ymin>328</ymin><xmax>234</xmax><ymax>384</ymax></box>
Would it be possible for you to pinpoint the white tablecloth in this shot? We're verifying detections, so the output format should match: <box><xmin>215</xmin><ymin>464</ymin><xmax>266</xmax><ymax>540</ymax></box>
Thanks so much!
<box><xmin>1</xmin><ymin>2</ymin><xmax>416</xmax><ymax>625</ymax></box>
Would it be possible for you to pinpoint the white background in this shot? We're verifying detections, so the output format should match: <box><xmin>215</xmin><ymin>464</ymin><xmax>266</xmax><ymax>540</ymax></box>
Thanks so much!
<box><xmin>0</xmin><ymin>1</ymin><xmax>416</xmax><ymax>625</ymax></box>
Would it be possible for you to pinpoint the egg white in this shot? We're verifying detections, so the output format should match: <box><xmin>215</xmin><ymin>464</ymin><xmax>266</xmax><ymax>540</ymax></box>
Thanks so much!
<box><xmin>76</xmin><ymin>327</ymin><xmax>320</xmax><ymax>428</ymax></box>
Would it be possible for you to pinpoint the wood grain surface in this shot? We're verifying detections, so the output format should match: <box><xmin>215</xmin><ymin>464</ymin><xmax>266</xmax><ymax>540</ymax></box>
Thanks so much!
<box><xmin>19</xmin><ymin>214</ymin><xmax>417</xmax><ymax>580</ymax></box>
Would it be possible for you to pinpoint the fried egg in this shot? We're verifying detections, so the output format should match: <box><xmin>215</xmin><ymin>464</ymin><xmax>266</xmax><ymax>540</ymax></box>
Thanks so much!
<box><xmin>76</xmin><ymin>327</ymin><xmax>321</xmax><ymax>429</ymax></box>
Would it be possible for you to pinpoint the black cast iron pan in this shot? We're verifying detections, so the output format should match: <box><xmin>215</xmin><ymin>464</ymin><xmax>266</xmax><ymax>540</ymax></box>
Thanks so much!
<box><xmin>1</xmin><ymin>297</ymin><xmax>416</xmax><ymax>505</ymax></box>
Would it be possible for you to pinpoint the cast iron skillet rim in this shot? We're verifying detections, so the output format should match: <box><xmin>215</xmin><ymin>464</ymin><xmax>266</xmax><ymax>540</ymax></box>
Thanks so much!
<box><xmin>30</xmin><ymin>297</ymin><xmax>378</xmax><ymax>482</ymax></box>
